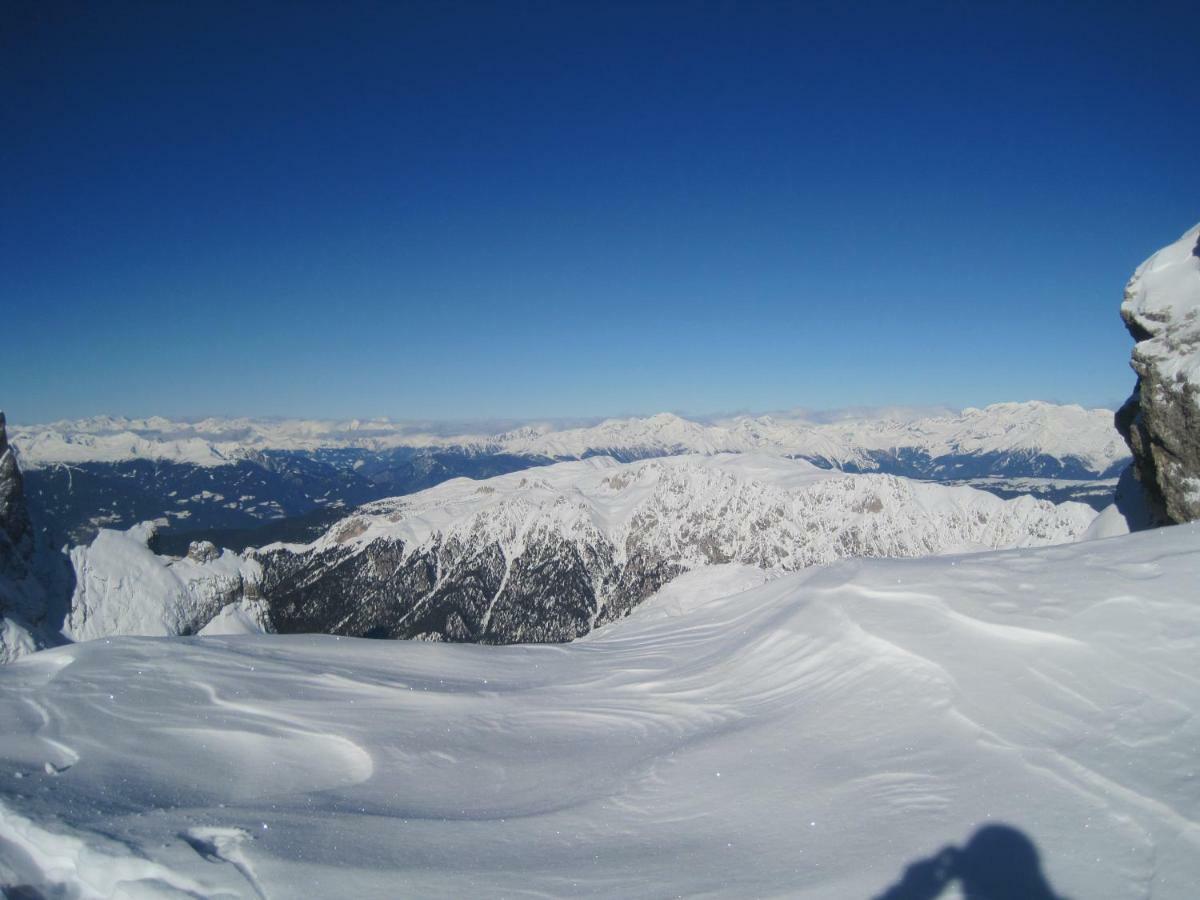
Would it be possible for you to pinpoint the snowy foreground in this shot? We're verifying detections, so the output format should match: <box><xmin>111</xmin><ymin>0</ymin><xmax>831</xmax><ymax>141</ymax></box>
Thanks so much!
<box><xmin>2</xmin><ymin>525</ymin><xmax>1200</xmax><ymax>898</ymax></box>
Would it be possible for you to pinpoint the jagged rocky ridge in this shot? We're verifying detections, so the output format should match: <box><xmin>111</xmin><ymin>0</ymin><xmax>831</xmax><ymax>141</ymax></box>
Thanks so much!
<box><xmin>1116</xmin><ymin>221</ymin><xmax>1200</xmax><ymax>525</ymax></box>
<box><xmin>250</xmin><ymin>455</ymin><xmax>1097</xmax><ymax>643</ymax></box>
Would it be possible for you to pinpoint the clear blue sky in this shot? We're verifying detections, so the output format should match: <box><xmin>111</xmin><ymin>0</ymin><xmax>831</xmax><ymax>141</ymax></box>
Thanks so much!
<box><xmin>3</xmin><ymin>0</ymin><xmax>1198</xmax><ymax>423</ymax></box>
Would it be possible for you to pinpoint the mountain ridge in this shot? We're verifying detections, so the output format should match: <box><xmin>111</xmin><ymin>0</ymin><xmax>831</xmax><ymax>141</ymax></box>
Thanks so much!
<box><xmin>11</xmin><ymin>400</ymin><xmax>1127</xmax><ymax>474</ymax></box>
<box><xmin>9</xmin><ymin>402</ymin><xmax>1129</xmax><ymax>548</ymax></box>
<box><xmin>59</xmin><ymin>453</ymin><xmax>1098</xmax><ymax>645</ymax></box>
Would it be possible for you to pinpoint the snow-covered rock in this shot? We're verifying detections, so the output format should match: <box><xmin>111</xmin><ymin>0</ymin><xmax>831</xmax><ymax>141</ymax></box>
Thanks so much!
<box><xmin>65</xmin><ymin>522</ymin><xmax>264</xmax><ymax>641</ymax></box>
<box><xmin>1</xmin><ymin>523</ymin><xmax>1197</xmax><ymax>898</ymax></box>
<box><xmin>1117</xmin><ymin>221</ymin><xmax>1200</xmax><ymax>524</ymax></box>
<box><xmin>253</xmin><ymin>454</ymin><xmax>1097</xmax><ymax>643</ymax></box>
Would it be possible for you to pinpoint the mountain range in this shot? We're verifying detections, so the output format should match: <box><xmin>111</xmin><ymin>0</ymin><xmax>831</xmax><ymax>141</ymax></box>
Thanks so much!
<box><xmin>9</xmin><ymin>401</ymin><xmax>1128</xmax><ymax>549</ymax></box>
<box><xmin>61</xmin><ymin>453</ymin><xmax>1100</xmax><ymax>645</ymax></box>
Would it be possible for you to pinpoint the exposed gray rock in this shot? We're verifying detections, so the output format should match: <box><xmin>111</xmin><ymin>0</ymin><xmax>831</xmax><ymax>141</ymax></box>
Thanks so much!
<box><xmin>187</xmin><ymin>540</ymin><xmax>221</xmax><ymax>564</ymax></box>
<box><xmin>1116</xmin><ymin>223</ymin><xmax>1200</xmax><ymax>525</ymax></box>
<box><xmin>0</xmin><ymin>411</ymin><xmax>33</xmax><ymax>571</ymax></box>
<box><xmin>1</xmin><ymin>411</ymin><xmax>62</xmax><ymax>662</ymax></box>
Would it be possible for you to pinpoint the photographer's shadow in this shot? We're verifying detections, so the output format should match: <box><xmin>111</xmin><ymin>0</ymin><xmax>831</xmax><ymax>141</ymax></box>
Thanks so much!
<box><xmin>873</xmin><ymin>823</ymin><xmax>1066</xmax><ymax>900</ymax></box>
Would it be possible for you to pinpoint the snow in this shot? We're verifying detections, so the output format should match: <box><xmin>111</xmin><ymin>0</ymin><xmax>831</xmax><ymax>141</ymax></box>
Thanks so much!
<box><xmin>7</xmin><ymin>401</ymin><xmax>1128</xmax><ymax>475</ymax></box>
<box><xmin>198</xmin><ymin>600</ymin><xmax>270</xmax><ymax>636</ymax></box>
<box><xmin>1081</xmin><ymin>502</ymin><xmax>1133</xmax><ymax>541</ymax></box>
<box><xmin>1</xmin><ymin>523</ymin><xmax>1199</xmax><ymax>897</ymax></box>
<box><xmin>1122</xmin><ymin>221</ymin><xmax>1200</xmax><ymax>386</ymax></box>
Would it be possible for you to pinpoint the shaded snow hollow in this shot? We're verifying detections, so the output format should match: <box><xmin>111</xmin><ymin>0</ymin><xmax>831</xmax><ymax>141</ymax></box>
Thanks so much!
<box><xmin>1</xmin><ymin>524</ymin><xmax>1199</xmax><ymax>897</ymax></box>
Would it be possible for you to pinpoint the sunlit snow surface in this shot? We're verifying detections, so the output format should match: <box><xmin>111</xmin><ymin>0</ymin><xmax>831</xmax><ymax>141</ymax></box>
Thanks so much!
<box><xmin>2</xmin><ymin>526</ymin><xmax>1200</xmax><ymax>898</ymax></box>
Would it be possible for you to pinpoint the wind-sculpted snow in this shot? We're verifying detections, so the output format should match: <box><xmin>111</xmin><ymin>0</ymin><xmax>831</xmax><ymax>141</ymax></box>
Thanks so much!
<box><xmin>254</xmin><ymin>454</ymin><xmax>1097</xmax><ymax>643</ymax></box>
<box><xmin>1</xmin><ymin>525</ymin><xmax>1198</xmax><ymax>897</ymax></box>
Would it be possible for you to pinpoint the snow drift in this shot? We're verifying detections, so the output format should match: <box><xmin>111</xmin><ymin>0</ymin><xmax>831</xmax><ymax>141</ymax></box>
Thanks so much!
<box><xmin>1</xmin><ymin>523</ymin><xmax>1198</xmax><ymax>897</ymax></box>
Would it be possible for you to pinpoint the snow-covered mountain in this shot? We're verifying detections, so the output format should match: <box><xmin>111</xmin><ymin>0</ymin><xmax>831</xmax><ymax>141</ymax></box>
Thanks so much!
<box><xmin>507</xmin><ymin>402</ymin><xmax>1129</xmax><ymax>475</ymax></box>
<box><xmin>11</xmin><ymin>401</ymin><xmax>1128</xmax><ymax>472</ymax></box>
<box><xmin>8</xmin><ymin>401</ymin><xmax>1128</xmax><ymax>548</ymax></box>
<box><xmin>173</xmin><ymin>453</ymin><xmax>1096</xmax><ymax>644</ymax></box>
<box><xmin>2</xmin><ymin>522</ymin><xmax>1197</xmax><ymax>897</ymax></box>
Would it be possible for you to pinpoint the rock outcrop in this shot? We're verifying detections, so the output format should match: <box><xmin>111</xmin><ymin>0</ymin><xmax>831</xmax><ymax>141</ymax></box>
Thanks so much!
<box><xmin>65</xmin><ymin>522</ymin><xmax>265</xmax><ymax>642</ymax></box>
<box><xmin>0</xmin><ymin>411</ymin><xmax>33</xmax><ymax>570</ymax></box>
<box><xmin>1116</xmin><ymin>223</ymin><xmax>1200</xmax><ymax>525</ymax></box>
<box><xmin>0</xmin><ymin>411</ymin><xmax>57</xmax><ymax>661</ymax></box>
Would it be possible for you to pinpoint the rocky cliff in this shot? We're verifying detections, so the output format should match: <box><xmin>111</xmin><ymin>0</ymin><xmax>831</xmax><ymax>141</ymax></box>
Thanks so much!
<box><xmin>0</xmin><ymin>411</ymin><xmax>32</xmax><ymax>568</ymax></box>
<box><xmin>0</xmin><ymin>411</ymin><xmax>57</xmax><ymax>661</ymax></box>
<box><xmin>1116</xmin><ymin>223</ymin><xmax>1200</xmax><ymax>525</ymax></box>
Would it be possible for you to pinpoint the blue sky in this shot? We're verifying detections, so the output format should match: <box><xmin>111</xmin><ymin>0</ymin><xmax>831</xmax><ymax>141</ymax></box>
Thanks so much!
<box><xmin>2</xmin><ymin>1</ymin><xmax>1198</xmax><ymax>423</ymax></box>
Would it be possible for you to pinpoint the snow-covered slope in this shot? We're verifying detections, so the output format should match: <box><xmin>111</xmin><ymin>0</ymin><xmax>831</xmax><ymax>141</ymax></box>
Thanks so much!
<box><xmin>303</xmin><ymin>454</ymin><xmax>1096</xmax><ymax>560</ymax></box>
<box><xmin>251</xmin><ymin>454</ymin><xmax>1097</xmax><ymax>643</ymax></box>
<box><xmin>1117</xmin><ymin>221</ymin><xmax>1200</xmax><ymax>524</ymax></box>
<box><xmin>1</xmin><ymin>524</ymin><xmax>1197</xmax><ymax>898</ymax></box>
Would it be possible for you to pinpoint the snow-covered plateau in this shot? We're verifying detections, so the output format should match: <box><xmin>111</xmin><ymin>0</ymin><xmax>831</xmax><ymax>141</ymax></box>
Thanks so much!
<box><xmin>2</xmin><ymin>523</ymin><xmax>1198</xmax><ymax>897</ymax></box>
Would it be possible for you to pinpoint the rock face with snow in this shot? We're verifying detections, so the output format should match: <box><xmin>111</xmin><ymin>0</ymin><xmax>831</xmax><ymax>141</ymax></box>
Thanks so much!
<box><xmin>0</xmin><ymin>411</ymin><xmax>55</xmax><ymax>662</ymax></box>
<box><xmin>1116</xmin><ymin>222</ymin><xmax>1200</xmax><ymax>524</ymax></box>
<box><xmin>65</xmin><ymin>522</ymin><xmax>265</xmax><ymax>642</ymax></box>
<box><xmin>253</xmin><ymin>455</ymin><xmax>1097</xmax><ymax>643</ymax></box>
<box><xmin>0</xmin><ymin>412</ymin><xmax>33</xmax><ymax>571</ymax></box>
